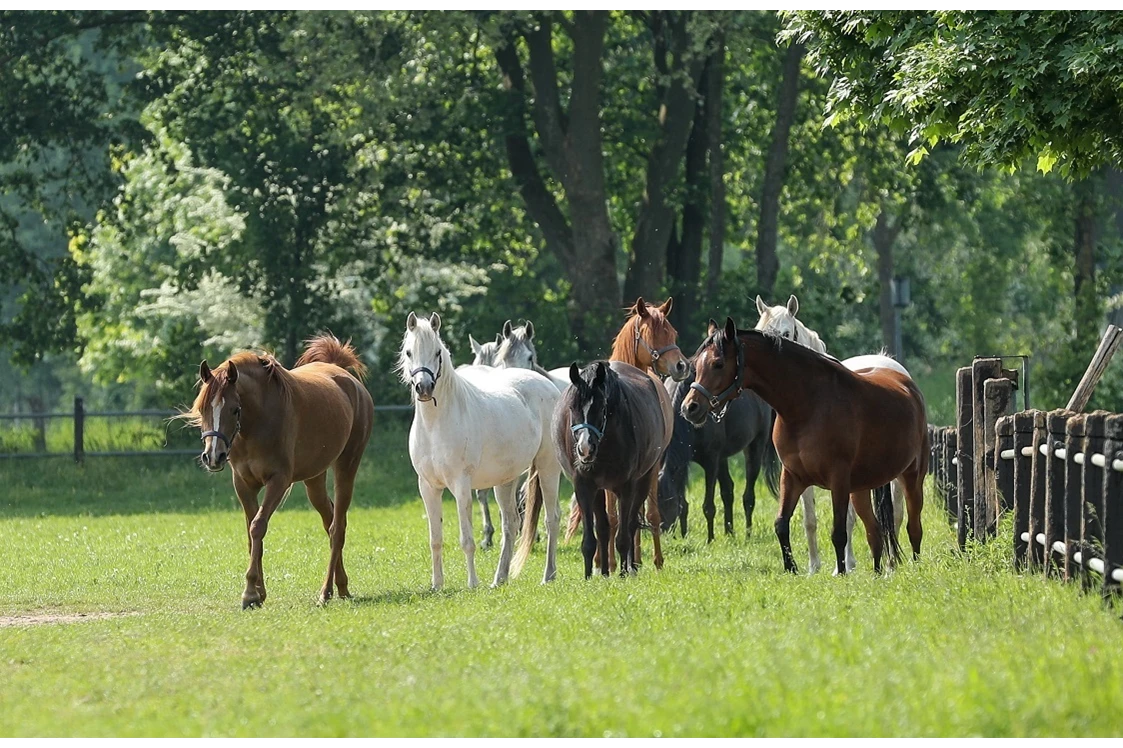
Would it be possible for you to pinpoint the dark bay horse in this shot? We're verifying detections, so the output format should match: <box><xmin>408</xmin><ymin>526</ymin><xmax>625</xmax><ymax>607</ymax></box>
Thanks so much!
<box><xmin>681</xmin><ymin>319</ymin><xmax>927</xmax><ymax>575</ymax></box>
<box><xmin>186</xmin><ymin>335</ymin><xmax>374</xmax><ymax>608</ymax></box>
<box><xmin>659</xmin><ymin>370</ymin><xmax>779</xmax><ymax>541</ymax></box>
<box><xmin>550</xmin><ymin>360</ymin><xmax>673</xmax><ymax>577</ymax></box>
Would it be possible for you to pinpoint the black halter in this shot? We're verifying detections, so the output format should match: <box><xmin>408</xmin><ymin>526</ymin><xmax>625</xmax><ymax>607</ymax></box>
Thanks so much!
<box><xmin>688</xmin><ymin>334</ymin><xmax>745</xmax><ymax>421</ymax></box>
<box><xmin>201</xmin><ymin>411</ymin><xmax>240</xmax><ymax>450</ymax></box>
<box><xmin>410</xmin><ymin>352</ymin><xmax>444</xmax><ymax>405</ymax></box>
<box><xmin>635</xmin><ymin>322</ymin><xmax>680</xmax><ymax>368</ymax></box>
<box><xmin>571</xmin><ymin>393</ymin><xmax>609</xmax><ymax>462</ymax></box>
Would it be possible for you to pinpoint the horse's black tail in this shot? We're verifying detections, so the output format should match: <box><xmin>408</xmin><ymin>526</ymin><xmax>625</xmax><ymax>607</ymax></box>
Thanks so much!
<box><xmin>512</xmin><ymin>470</ymin><xmax>542</xmax><ymax>578</ymax></box>
<box><xmin>763</xmin><ymin>409</ymin><xmax>781</xmax><ymax>498</ymax></box>
<box><xmin>875</xmin><ymin>483</ymin><xmax>902</xmax><ymax>568</ymax></box>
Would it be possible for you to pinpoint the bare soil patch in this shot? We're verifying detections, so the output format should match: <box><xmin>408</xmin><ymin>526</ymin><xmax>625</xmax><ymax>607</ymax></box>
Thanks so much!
<box><xmin>0</xmin><ymin>612</ymin><xmax>137</xmax><ymax>627</ymax></box>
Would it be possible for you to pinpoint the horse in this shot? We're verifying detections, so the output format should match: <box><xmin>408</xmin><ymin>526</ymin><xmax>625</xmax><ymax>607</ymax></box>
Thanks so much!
<box><xmin>400</xmin><ymin>312</ymin><xmax>562</xmax><ymax>587</ymax></box>
<box><xmin>754</xmin><ymin>294</ymin><xmax>904</xmax><ymax>573</ymax></box>
<box><xmin>658</xmin><ymin>369</ymin><xmax>779</xmax><ymax>542</ymax></box>
<box><xmin>468</xmin><ymin>333</ymin><xmax>502</xmax><ymax>367</ymax></box>
<box><xmin>185</xmin><ymin>335</ymin><xmax>374</xmax><ymax>609</ymax></box>
<box><xmin>564</xmin><ymin>297</ymin><xmax>688</xmax><ymax>571</ymax></box>
<box><xmin>547</xmin><ymin>361</ymin><xmax>673</xmax><ymax>577</ymax></box>
<box><xmin>681</xmin><ymin>318</ymin><xmax>927</xmax><ymax>575</ymax></box>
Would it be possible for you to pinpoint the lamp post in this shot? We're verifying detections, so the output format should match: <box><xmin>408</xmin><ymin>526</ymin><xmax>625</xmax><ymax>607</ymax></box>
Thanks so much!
<box><xmin>891</xmin><ymin>275</ymin><xmax>910</xmax><ymax>364</ymax></box>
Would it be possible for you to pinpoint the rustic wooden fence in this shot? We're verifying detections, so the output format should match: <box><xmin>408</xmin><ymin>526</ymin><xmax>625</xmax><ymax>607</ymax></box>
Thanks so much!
<box><xmin>929</xmin><ymin>331</ymin><xmax>1123</xmax><ymax>598</ymax></box>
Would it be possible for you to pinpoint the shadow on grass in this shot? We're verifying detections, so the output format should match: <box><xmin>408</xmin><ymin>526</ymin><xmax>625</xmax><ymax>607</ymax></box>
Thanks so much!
<box><xmin>346</xmin><ymin>586</ymin><xmax>466</xmax><ymax>607</ymax></box>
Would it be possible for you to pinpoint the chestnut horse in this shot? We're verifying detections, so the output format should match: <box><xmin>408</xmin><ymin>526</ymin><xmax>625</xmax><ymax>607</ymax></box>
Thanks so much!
<box><xmin>186</xmin><ymin>335</ymin><xmax>374</xmax><ymax>608</ymax></box>
<box><xmin>563</xmin><ymin>297</ymin><xmax>686</xmax><ymax>571</ymax></box>
<box><xmin>681</xmin><ymin>319</ymin><xmax>927</xmax><ymax>574</ymax></box>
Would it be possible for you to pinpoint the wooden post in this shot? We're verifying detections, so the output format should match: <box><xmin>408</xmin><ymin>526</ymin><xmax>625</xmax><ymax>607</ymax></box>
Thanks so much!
<box><xmin>1081</xmin><ymin>413</ymin><xmax>1108</xmax><ymax>593</ymax></box>
<box><xmin>956</xmin><ymin>367</ymin><xmax>974</xmax><ymax>551</ymax></box>
<box><xmin>1012</xmin><ymin>411</ymin><xmax>1035</xmax><ymax>570</ymax></box>
<box><xmin>984</xmin><ymin>377</ymin><xmax>1016</xmax><ymax>533</ymax></box>
<box><xmin>73</xmin><ymin>396</ymin><xmax>85</xmax><ymax>465</ymax></box>
<box><xmin>971</xmin><ymin>358</ymin><xmax>1003</xmax><ymax>541</ymax></box>
<box><xmin>1028</xmin><ymin>411</ymin><xmax>1048</xmax><ymax>571</ymax></box>
<box><xmin>944</xmin><ymin>428</ymin><xmax>958</xmax><ymax>522</ymax></box>
<box><xmin>1102</xmin><ymin>414</ymin><xmax>1123</xmax><ymax>596</ymax></box>
<box><xmin>1066</xmin><ymin>325</ymin><xmax>1122</xmax><ymax>412</ymax></box>
<box><xmin>1043</xmin><ymin>410</ymin><xmax>1072</xmax><ymax>578</ymax></box>
<box><xmin>1063</xmin><ymin>414</ymin><xmax>1087</xmax><ymax>582</ymax></box>
<box><xmin>995</xmin><ymin>415</ymin><xmax>1015</xmax><ymax>519</ymax></box>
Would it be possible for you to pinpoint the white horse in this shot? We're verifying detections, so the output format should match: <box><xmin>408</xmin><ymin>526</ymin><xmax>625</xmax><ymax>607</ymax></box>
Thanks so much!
<box><xmin>467</xmin><ymin>333</ymin><xmax>502</xmax><ymax>367</ymax></box>
<box><xmin>400</xmin><ymin>312</ymin><xmax>563</xmax><ymax>587</ymax></box>
<box><xmin>491</xmin><ymin>320</ymin><xmax>570</xmax><ymax>392</ymax></box>
<box><xmin>754</xmin><ymin>294</ymin><xmax>905</xmax><ymax>574</ymax></box>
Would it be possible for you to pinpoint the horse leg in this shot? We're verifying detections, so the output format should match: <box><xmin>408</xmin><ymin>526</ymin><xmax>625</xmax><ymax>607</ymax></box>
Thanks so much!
<box><xmin>679</xmin><ymin>490</ymin><xmax>690</xmax><ymax>538</ymax></box>
<box><xmin>537</xmin><ymin>464</ymin><xmax>562</xmax><ymax>583</ymax></box>
<box><xmin>242</xmin><ymin>476</ymin><xmax>292</xmax><ymax>609</ymax></box>
<box><xmin>232</xmin><ymin>473</ymin><xmax>262</xmax><ymax>603</ymax></box>
<box><xmin>844</xmin><ymin>500</ymin><xmax>858</xmax><ymax>573</ymax></box>
<box><xmin>802</xmin><ymin>488</ymin><xmax>820</xmax><ymax>575</ymax></box>
<box><xmin>593</xmin><ymin>490</ymin><xmax>612</xmax><ymax>577</ymax></box>
<box><xmin>490</xmin><ymin>480</ymin><xmax>519</xmax><ymax>587</ymax></box>
<box><xmin>606</xmin><ymin>490</ymin><xmax>620</xmax><ymax>573</ymax></box>
<box><xmin>645</xmin><ymin>469</ymin><xmax>664</xmax><ymax>570</ymax></box>
<box><xmin>742</xmin><ymin>444</ymin><xmax>763</xmax><ymax>538</ymax></box>
<box><xmin>829</xmin><ymin>484</ymin><xmax>853</xmax><ymax>576</ymax></box>
<box><xmin>775</xmin><ymin>469</ymin><xmax>806</xmax><ymax>574</ymax></box>
<box><xmin>476</xmin><ymin>488</ymin><xmax>494</xmax><ymax>550</ymax></box>
<box><xmin>419</xmin><ymin>477</ymin><xmax>445</xmax><ymax>590</ymax></box>
<box><xmin>892</xmin><ymin>478</ymin><xmax>906</xmax><ymax>543</ymax></box>
<box><xmin>718</xmin><ymin>459</ymin><xmax>735</xmax><ymax>536</ymax></box>
<box><xmin>305</xmin><ymin>472</ymin><xmax>341</xmax><ymax>603</ymax></box>
<box><xmin>849</xmin><ymin>489</ymin><xmax>884</xmax><ymax>574</ymax></box>
<box><xmin>450</xmin><ymin>478</ymin><xmax>479</xmax><ymax>589</ymax></box>
<box><xmin>616</xmin><ymin>486</ymin><xmax>639</xmax><ymax>576</ymax></box>
<box><xmin>576</xmin><ymin>482</ymin><xmax>598</xmax><ymax>579</ymax></box>
<box><xmin>702</xmin><ymin>462</ymin><xmax>718</xmax><ymax>543</ymax></box>
<box><xmin>328</xmin><ymin>457</ymin><xmax>359</xmax><ymax>600</ymax></box>
<box><xmin>902</xmin><ymin>465</ymin><xmax>925</xmax><ymax>560</ymax></box>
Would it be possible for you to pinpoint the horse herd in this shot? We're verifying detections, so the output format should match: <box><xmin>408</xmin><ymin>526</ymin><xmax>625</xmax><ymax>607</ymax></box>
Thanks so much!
<box><xmin>187</xmin><ymin>295</ymin><xmax>929</xmax><ymax>609</ymax></box>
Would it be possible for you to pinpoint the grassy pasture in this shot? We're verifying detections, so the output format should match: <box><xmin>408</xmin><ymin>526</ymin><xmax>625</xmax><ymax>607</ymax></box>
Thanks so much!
<box><xmin>0</xmin><ymin>422</ymin><xmax>1120</xmax><ymax>737</ymax></box>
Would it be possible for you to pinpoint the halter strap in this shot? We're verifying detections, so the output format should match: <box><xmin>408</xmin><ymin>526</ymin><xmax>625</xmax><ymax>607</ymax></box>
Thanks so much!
<box><xmin>634</xmin><ymin>322</ymin><xmax>680</xmax><ymax>364</ymax></box>
<box><xmin>571</xmin><ymin>422</ymin><xmax>603</xmax><ymax>439</ymax></box>
<box><xmin>200</xmin><ymin>429</ymin><xmax>232</xmax><ymax>449</ymax></box>
<box><xmin>689</xmin><ymin>335</ymin><xmax>745</xmax><ymax>418</ymax></box>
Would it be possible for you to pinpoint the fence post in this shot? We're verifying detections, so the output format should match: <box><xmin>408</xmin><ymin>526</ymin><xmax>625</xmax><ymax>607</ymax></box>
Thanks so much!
<box><xmin>1082</xmin><ymin>412</ymin><xmax>1108</xmax><ymax>593</ymax></box>
<box><xmin>995</xmin><ymin>414</ymin><xmax>1015</xmax><ymax>520</ymax></box>
<box><xmin>1012</xmin><ymin>411</ymin><xmax>1035</xmax><ymax>570</ymax></box>
<box><xmin>1043</xmin><ymin>410</ymin><xmax>1071</xmax><ymax>578</ymax></box>
<box><xmin>1102</xmin><ymin>414</ymin><xmax>1123</xmax><ymax>597</ymax></box>
<box><xmin>944</xmin><ymin>428</ymin><xmax>958</xmax><ymax>522</ymax></box>
<box><xmin>983</xmin><ymin>377</ymin><xmax>1016</xmax><ymax>534</ymax></box>
<box><xmin>73</xmin><ymin>396</ymin><xmax>84</xmax><ymax>465</ymax></box>
<box><xmin>956</xmin><ymin>367</ymin><xmax>974</xmax><ymax>551</ymax></box>
<box><xmin>1063</xmin><ymin>414</ymin><xmax>1087</xmax><ymax>582</ymax></box>
<box><xmin>1028</xmin><ymin>411</ymin><xmax>1048</xmax><ymax>572</ymax></box>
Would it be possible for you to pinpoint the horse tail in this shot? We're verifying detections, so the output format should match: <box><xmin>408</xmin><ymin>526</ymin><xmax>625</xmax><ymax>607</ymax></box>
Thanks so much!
<box><xmin>295</xmin><ymin>333</ymin><xmax>368</xmax><ymax>381</ymax></box>
<box><xmin>565</xmin><ymin>498</ymin><xmax>583</xmax><ymax>542</ymax></box>
<box><xmin>874</xmin><ymin>483</ymin><xmax>901</xmax><ymax>566</ymax></box>
<box><xmin>763</xmin><ymin>408</ymin><xmax>781</xmax><ymax>498</ymax></box>
<box><xmin>512</xmin><ymin>470</ymin><xmax>543</xmax><ymax>578</ymax></box>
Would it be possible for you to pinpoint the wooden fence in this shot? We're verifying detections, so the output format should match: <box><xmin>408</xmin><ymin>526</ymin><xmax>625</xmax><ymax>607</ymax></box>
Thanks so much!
<box><xmin>0</xmin><ymin>397</ymin><xmax>413</xmax><ymax>463</ymax></box>
<box><xmin>929</xmin><ymin>352</ymin><xmax>1123</xmax><ymax>598</ymax></box>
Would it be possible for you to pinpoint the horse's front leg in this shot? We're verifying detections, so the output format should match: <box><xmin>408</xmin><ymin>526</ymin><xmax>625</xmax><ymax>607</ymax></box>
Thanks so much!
<box><xmin>575</xmin><ymin>481</ymin><xmax>598</xmax><ymax>579</ymax></box>
<box><xmin>606</xmin><ymin>491</ymin><xmax>620</xmax><ymax>573</ymax></box>
<box><xmin>419</xmin><ymin>477</ymin><xmax>445</xmax><ymax>589</ymax></box>
<box><xmin>450</xmin><ymin>478</ymin><xmax>479</xmax><ymax>589</ymax></box>
<box><xmin>829</xmin><ymin>483</ymin><xmax>853</xmax><ymax>576</ymax></box>
<box><xmin>775</xmin><ymin>468</ymin><xmax>806</xmax><ymax>574</ymax></box>
<box><xmin>717</xmin><ymin>459</ymin><xmax>735</xmax><ymax>535</ymax></box>
<box><xmin>702</xmin><ymin>461</ymin><xmax>718</xmax><ymax>543</ymax></box>
<box><xmin>476</xmin><ymin>488</ymin><xmax>495</xmax><ymax>550</ymax></box>
<box><xmin>243</xmin><ymin>475</ymin><xmax>292</xmax><ymax>609</ymax></box>
<box><xmin>645</xmin><ymin>469</ymin><xmax>664</xmax><ymax>570</ymax></box>
<box><xmin>593</xmin><ymin>489</ymin><xmax>612</xmax><ymax>577</ymax></box>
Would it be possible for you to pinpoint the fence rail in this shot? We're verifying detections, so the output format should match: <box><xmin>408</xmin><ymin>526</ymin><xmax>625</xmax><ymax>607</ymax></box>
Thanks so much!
<box><xmin>0</xmin><ymin>397</ymin><xmax>414</xmax><ymax>463</ymax></box>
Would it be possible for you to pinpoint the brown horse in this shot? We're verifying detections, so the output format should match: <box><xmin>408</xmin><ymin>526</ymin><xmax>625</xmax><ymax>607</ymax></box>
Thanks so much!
<box><xmin>185</xmin><ymin>335</ymin><xmax>374</xmax><ymax>608</ymax></box>
<box><xmin>564</xmin><ymin>297</ymin><xmax>684</xmax><ymax>571</ymax></box>
<box><xmin>681</xmin><ymin>319</ymin><xmax>927</xmax><ymax>575</ymax></box>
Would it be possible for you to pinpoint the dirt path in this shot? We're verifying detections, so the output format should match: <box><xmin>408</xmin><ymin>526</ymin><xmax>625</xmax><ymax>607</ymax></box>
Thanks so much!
<box><xmin>0</xmin><ymin>612</ymin><xmax>138</xmax><ymax>628</ymax></box>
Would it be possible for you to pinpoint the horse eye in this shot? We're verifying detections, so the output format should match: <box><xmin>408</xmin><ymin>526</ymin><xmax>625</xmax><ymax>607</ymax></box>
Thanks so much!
<box><xmin>713</xmin><ymin>360</ymin><xmax>724</xmax><ymax>370</ymax></box>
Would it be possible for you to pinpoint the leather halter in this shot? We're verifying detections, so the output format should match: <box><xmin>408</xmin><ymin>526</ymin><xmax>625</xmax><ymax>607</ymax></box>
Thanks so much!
<box><xmin>201</xmin><ymin>411</ymin><xmax>240</xmax><ymax>450</ymax></box>
<box><xmin>410</xmin><ymin>352</ymin><xmax>443</xmax><ymax>405</ymax></box>
<box><xmin>634</xmin><ymin>321</ymin><xmax>680</xmax><ymax>367</ymax></box>
<box><xmin>688</xmin><ymin>334</ymin><xmax>745</xmax><ymax>421</ymax></box>
<box><xmin>571</xmin><ymin>391</ymin><xmax>609</xmax><ymax>462</ymax></box>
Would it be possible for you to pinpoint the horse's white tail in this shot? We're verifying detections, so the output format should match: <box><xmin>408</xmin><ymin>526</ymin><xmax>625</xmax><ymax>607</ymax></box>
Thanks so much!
<box><xmin>564</xmin><ymin>500</ymin><xmax>582</xmax><ymax>542</ymax></box>
<box><xmin>511</xmin><ymin>469</ymin><xmax>542</xmax><ymax>578</ymax></box>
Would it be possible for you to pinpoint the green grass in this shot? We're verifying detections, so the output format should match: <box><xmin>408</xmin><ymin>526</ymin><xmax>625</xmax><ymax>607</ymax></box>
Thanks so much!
<box><xmin>0</xmin><ymin>427</ymin><xmax>1120</xmax><ymax>737</ymax></box>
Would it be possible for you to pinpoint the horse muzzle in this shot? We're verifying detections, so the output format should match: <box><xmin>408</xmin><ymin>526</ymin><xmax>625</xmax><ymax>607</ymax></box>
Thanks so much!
<box><xmin>200</xmin><ymin>449</ymin><xmax>228</xmax><ymax>472</ymax></box>
<box><xmin>680</xmin><ymin>396</ymin><xmax>708</xmax><ymax>426</ymax></box>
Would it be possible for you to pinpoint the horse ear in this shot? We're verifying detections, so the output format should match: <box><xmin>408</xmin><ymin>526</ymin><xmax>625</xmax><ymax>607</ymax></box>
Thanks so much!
<box><xmin>227</xmin><ymin>363</ymin><xmax>239</xmax><ymax>384</ymax></box>
<box><xmin>199</xmin><ymin>360</ymin><xmax>212</xmax><ymax>383</ymax></box>
<box><xmin>429</xmin><ymin>312</ymin><xmax>441</xmax><ymax>332</ymax></box>
<box><xmin>469</xmin><ymin>335</ymin><xmax>483</xmax><ymax>356</ymax></box>
<box><xmin>755</xmin><ymin>295</ymin><xmax>768</xmax><ymax>316</ymax></box>
<box><xmin>635</xmin><ymin>297</ymin><xmax>649</xmax><ymax>317</ymax></box>
<box><xmin>659</xmin><ymin>297</ymin><xmax>673</xmax><ymax>316</ymax></box>
<box><xmin>594</xmin><ymin>360</ymin><xmax>608</xmax><ymax>386</ymax></box>
<box><xmin>724</xmin><ymin>317</ymin><xmax>737</xmax><ymax>341</ymax></box>
<box><xmin>406</xmin><ymin>312</ymin><xmax>418</xmax><ymax>331</ymax></box>
<box><xmin>569</xmin><ymin>362</ymin><xmax>582</xmax><ymax>388</ymax></box>
<box><xmin>494</xmin><ymin>333</ymin><xmax>502</xmax><ymax>345</ymax></box>
<box><xmin>502</xmin><ymin>319</ymin><xmax>513</xmax><ymax>339</ymax></box>
<box><xmin>787</xmin><ymin>295</ymin><xmax>799</xmax><ymax>317</ymax></box>
<box><xmin>707</xmin><ymin>318</ymin><xmax>719</xmax><ymax>336</ymax></box>
<box><xmin>525</xmin><ymin>320</ymin><xmax>534</xmax><ymax>339</ymax></box>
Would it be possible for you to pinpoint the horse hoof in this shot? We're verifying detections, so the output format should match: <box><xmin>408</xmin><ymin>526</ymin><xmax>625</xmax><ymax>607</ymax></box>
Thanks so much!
<box><xmin>337</xmin><ymin>588</ymin><xmax>351</xmax><ymax>599</ymax></box>
<box><xmin>242</xmin><ymin>597</ymin><xmax>262</xmax><ymax>610</ymax></box>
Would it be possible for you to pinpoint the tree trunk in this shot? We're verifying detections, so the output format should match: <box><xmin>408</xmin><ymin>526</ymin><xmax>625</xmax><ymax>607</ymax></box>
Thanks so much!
<box><xmin>872</xmin><ymin>208</ymin><xmax>901</xmax><ymax>355</ymax></box>
<box><xmin>755</xmin><ymin>41</ymin><xmax>804</xmax><ymax>300</ymax></box>
<box><xmin>1105</xmin><ymin>168</ymin><xmax>1123</xmax><ymax>328</ymax></box>
<box><xmin>1074</xmin><ymin>175</ymin><xmax>1099</xmax><ymax>350</ymax></box>
<box><xmin>704</xmin><ymin>30</ymin><xmax>726</xmax><ymax>307</ymax></box>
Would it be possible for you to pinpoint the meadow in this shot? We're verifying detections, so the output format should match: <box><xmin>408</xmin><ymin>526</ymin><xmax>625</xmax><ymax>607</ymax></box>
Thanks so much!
<box><xmin>0</xmin><ymin>418</ymin><xmax>1120</xmax><ymax>737</ymax></box>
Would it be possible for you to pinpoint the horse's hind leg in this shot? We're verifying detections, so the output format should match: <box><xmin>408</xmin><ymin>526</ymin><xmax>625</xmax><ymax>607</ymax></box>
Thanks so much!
<box><xmin>829</xmin><ymin>484</ymin><xmax>853</xmax><ymax>576</ymax></box>
<box><xmin>305</xmin><ymin>472</ymin><xmax>343</xmax><ymax>603</ymax></box>
<box><xmin>742</xmin><ymin>444</ymin><xmax>763</xmax><ymax>538</ymax></box>
<box><xmin>801</xmin><ymin>487</ymin><xmax>820</xmax><ymax>574</ymax></box>
<box><xmin>606</xmin><ymin>491</ymin><xmax>620</xmax><ymax>573</ymax></box>
<box><xmin>327</xmin><ymin>456</ymin><xmax>361</xmax><ymax>600</ymax></box>
<box><xmin>718</xmin><ymin>460</ymin><xmax>735</xmax><ymax>535</ymax></box>
<box><xmin>476</xmin><ymin>489</ymin><xmax>495</xmax><ymax>550</ymax></box>
<box><xmin>593</xmin><ymin>490</ymin><xmax>612</xmax><ymax>577</ymax></box>
<box><xmin>849</xmin><ymin>489</ymin><xmax>885</xmax><ymax>574</ymax></box>
<box><xmin>645</xmin><ymin>469</ymin><xmax>664</xmax><ymax>570</ymax></box>
<box><xmin>491</xmin><ymin>480</ymin><xmax>519</xmax><ymax>587</ymax></box>
<box><xmin>902</xmin><ymin>466</ymin><xmax>925</xmax><ymax>560</ymax></box>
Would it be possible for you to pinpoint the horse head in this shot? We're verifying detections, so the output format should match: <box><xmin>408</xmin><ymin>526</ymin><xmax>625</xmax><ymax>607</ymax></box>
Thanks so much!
<box><xmin>194</xmin><ymin>359</ymin><xmax>243</xmax><ymax>472</ymax></box>
<box><xmin>495</xmin><ymin>320</ymin><xmax>538</xmax><ymax>370</ymax></box>
<box><xmin>469</xmin><ymin>333</ymin><xmax>501</xmax><ymax>367</ymax></box>
<box><xmin>620</xmin><ymin>297</ymin><xmax>690</xmax><ymax>381</ymax></box>
<box><xmin>681</xmin><ymin>317</ymin><xmax>744</xmax><ymax>426</ymax></box>
<box><xmin>754</xmin><ymin>294</ymin><xmax>802</xmax><ymax>341</ymax></box>
<box><xmin>566</xmin><ymin>360</ymin><xmax>613</xmax><ymax>466</ymax></box>
<box><xmin>400</xmin><ymin>312</ymin><xmax>447</xmax><ymax>403</ymax></box>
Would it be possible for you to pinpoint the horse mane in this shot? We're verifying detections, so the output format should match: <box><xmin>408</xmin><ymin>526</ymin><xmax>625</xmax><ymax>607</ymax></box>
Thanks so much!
<box><xmin>295</xmin><ymin>334</ymin><xmax>368</xmax><ymax>381</ymax></box>
<box><xmin>735</xmin><ymin>328</ymin><xmax>847</xmax><ymax>372</ymax></box>
<box><xmin>610</xmin><ymin>303</ymin><xmax>674</xmax><ymax>366</ymax></box>
<box><xmin>181</xmin><ymin>351</ymin><xmax>292</xmax><ymax>428</ymax></box>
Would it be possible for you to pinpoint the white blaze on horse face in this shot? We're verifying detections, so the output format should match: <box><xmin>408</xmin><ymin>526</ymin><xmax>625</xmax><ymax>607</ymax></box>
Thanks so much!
<box><xmin>205</xmin><ymin>394</ymin><xmax>225</xmax><ymax>463</ymax></box>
